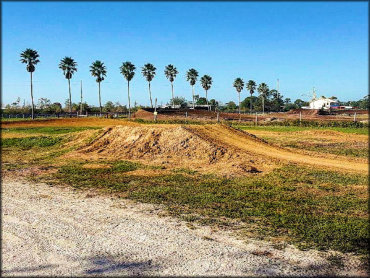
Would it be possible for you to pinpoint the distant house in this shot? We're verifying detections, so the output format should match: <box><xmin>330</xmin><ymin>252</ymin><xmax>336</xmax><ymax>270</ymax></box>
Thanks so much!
<box><xmin>302</xmin><ymin>97</ymin><xmax>339</xmax><ymax>110</ymax></box>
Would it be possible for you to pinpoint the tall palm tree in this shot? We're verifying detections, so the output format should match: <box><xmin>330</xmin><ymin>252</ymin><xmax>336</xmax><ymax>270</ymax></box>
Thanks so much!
<box><xmin>20</xmin><ymin>48</ymin><xmax>40</xmax><ymax>119</ymax></box>
<box><xmin>233</xmin><ymin>78</ymin><xmax>244</xmax><ymax>114</ymax></box>
<box><xmin>90</xmin><ymin>60</ymin><xmax>107</xmax><ymax>115</ymax></box>
<box><xmin>120</xmin><ymin>61</ymin><xmax>136</xmax><ymax>119</ymax></box>
<box><xmin>246</xmin><ymin>80</ymin><xmax>256</xmax><ymax>114</ymax></box>
<box><xmin>59</xmin><ymin>57</ymin><xmax>77</xmax><ymax>114</ymax></box>
<box><xmin>200</xmin><ymin>75</ymin><xmax>212</xmax><ymax>110</ymax></box>
<box><xmin>141</xmin><ymin>63</ymin><xmax>156</xmax><ymax>108</ymax></box>
<box><xmin>258</xmin><ymin>83</ymin><xmax>269</xmax><ymax>114</ymax></box>
<box><xmin>186</xmin><ymin>68</ymin><xmax>199</xmax><ymax>109</ymax></box>
<box><xmin>164</xmin><ymin>64</ymin><xmax>178</xmax><ymax>108</ymax></box>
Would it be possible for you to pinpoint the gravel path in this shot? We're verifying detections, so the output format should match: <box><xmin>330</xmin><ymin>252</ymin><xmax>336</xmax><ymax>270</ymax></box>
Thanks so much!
<box><xmin>2</xmin><ymin>179</ymin><xmax>365</xmax><ymax>276</ymax></box>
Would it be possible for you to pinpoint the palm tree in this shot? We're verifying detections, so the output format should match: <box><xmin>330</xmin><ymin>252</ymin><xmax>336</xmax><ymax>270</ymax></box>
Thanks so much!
<box><xmin>233</xmin><ymin>78</ymin><xmax>244</xmax><ymax>114</ymax></box>
<box><xmin>164</xmin><ymin>64</ymin><xmax>178</xmax><ymax>108</ymax></box>
<box><xmin>59</xmin><ymin>57</ymin><xmax>77</xmax><ymax>114</ymax></box>
<box><xmin>141</xmin><ymin>63</ymin><xmax>156</xmax><ymax>108</ymax></box>
<box><xmin>186</xmin><ymin>68</ymin><xmax>199</xmax><ymax>109</ymax></box>
<box><xmin>90</xmin><ymin>60</ymin><xmax>107</xmax><ymax>115</ymax></box>
<box><xmin>258</xmin><ymin>83</ymin><xmax>269</xmax><ymax>114</ymax></box>
<box><xmin>120</xmin><ymin>61</ymin><xmax>136</xmax><ymax>119</ymax></box>
<box><xmin>246</xmin><ymin>80</ymin><xmax>256</xmax><ymax>114</ymax></box>
<box><xmin>200</xmin><ymin>75</ymin><xmax>212</xmax><ymax>110</ymax></box>
<box><xmin>20</xmin><ymin>49</ymin><xmax>40</xmax><ymax>119</ymax></box>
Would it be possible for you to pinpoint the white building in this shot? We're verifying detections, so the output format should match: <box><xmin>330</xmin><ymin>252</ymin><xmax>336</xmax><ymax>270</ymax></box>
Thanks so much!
<box><xmin>308</xmin><ymin>97</ymin><xmax>339</xmax><ymax>109</ymax></box>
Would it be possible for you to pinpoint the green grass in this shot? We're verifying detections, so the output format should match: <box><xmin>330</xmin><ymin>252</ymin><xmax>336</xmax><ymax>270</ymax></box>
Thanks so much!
<box><xmin>235</xmin><ymin>125</ymin><xmax>369</xmax><ymax>135</ymax></box>
<box><xmin>1</xmin><ymin>136</ymin><xmax>63</xmax><ymax>149</ymax></box>
<box><xmin>1</xmin><ymin>126</ymin><xmax>99</xmax><ymax>135</ymax></box>
<box><xmin>3</xmin><ymin>125</ymin><xmax>368</xmax><ymax>255</ymax></box>
<box><xmin>38</xmin><ymin>161</ymin><xmax>368</xmax><ymax>255</ymax></box>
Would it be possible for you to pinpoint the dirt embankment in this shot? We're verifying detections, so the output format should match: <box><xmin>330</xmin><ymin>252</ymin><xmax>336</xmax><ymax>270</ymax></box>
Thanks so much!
<box><xmin>66</xmin><ymin>123</ymin><xmax>367</xmax><ymax>175</ymax></box>
<box><xmin>67</xmin><ymin>125</ymin><xmax>273</xmax><ymax>176</ymax></box>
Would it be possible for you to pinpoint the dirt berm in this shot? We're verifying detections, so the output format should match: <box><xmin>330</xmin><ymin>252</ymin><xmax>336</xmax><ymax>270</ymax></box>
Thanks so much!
<box><xmin>68</xmin><ymin>124</ymin><xmax>367</xmax><ymax>175</ymax></box>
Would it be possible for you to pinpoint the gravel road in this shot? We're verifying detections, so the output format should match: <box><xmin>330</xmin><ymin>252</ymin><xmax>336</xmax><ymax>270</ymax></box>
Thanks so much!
<box><xmin>2</xmin><ymin>179</ymin><xmax>365</xmax><ymax>276</ymax></box>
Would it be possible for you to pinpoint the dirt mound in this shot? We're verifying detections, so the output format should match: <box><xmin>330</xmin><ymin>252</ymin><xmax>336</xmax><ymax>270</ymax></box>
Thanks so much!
<box><xmin>67</xmin><ymin>125</ymin><xmax>269</xmax><ymax>176</ymax></box>
<box><xmin>287</xmin><ymin>109</ymin><xmax>320</xmax><ymax>115</ymax></box>
<box><xmin>133</xmin><ymin>109</ymin><xmax>156</xmax><ymax>120</ymax></box>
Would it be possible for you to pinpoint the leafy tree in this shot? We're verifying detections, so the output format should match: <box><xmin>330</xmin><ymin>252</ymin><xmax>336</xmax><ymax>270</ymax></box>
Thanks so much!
<box><xmin>200</xmin><ymin>75</ymin><xmax>212</xmax><ymax>110</ymax></box>
<box><xmin>90</xmin><ymin>60</ymin><xmax>107</xmax><ymax>115</ymax></box>
<box><xmin>226</xmin><ymin>101</ymin><xmax>237</xmax><ymax>111</ymax></box>
<box><xmin>257</xmin><ymin>83</ymin><xmax>269</xmax><ymax>114</ymax></box>
<box><xmin>103</xmin><ymin>101</ymin><xmax>115</xmax><ymax>112</ymax></box>
<box><xmin>267</xmin><ymin>89</ymin><xmax>284</xmax><ymax>112</ymax></box>
<box><xmin>49</xmin><ymin>102</ymin><xmax>63</xmax><ymax>114</ymax></box>
<box><xmin>196</xmin><ymin>97</ymin><xmax>207</xmax><ymax>105</ymax></box>
<box><xmin>294</xmin><ymin>99</ymin><xmax>309</xmax><ymax>108</ymax></box>
<box><xmin>172</xmin><ymin>96</ymin><xmax>187</xmax><ymax>107</ymax></box>
<box><xmin>120</xmin><ymin>61</ymin><xmax>136</xmax><ymax>119</ymax></box>
<box><xmin>233</xmin><ymin>78</ymin><xmax>244</xmax><ymax>114</ymax></box>
<box><xmin>59</xmin><ymin>57</ymin><xmax>77</xmax><ymax>114</ymax></box>
<box><xmin>186</xmin><ymin>68</ymin><xmax>199</xmax><ymax>109</ymax></box>
<box><xmin>37</xmin><ymin>98</ymin><xmax>51</xmax><ymax>110</ymax></box>
<box><xmin>164</xmin><ymin>64</ymin><xmax>179</xmax><ymax>108</ymax></box>
<box><xmin>246</xmin><ymin>80</ymin><xmax>256</xmax><ymax>113</ymax></box>
<box><xmin>141</xmin><ymin>63</ymin><xmax>156</xmax><ymax>108</ymax></box>
<box><xmin>20</xmin><ymin>48</ymin><xmax>40</xmax><ymax>119</ymax></box>
<box><xmin>209</xmin><ymin>99</ymin><xmax>219</xmax><ymax>108</ymax></box>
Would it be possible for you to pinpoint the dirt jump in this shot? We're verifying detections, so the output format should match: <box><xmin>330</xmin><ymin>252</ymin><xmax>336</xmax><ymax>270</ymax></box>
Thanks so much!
<box><xmin>68</xmin><ymin>123</ymin><xmax>367</xmax><ymax>175</ymax></box>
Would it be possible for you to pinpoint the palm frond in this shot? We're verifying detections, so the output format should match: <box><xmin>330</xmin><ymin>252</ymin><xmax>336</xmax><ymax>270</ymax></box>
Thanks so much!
<box><xmin>120</xmin><ymin>61</ymin><xmax>136</xmax><ymax>81</ymax></box>
<box><xmin>200</xmin><ymin>75</ymin><xmax>212</xmax><ymax>90</ymax></box>
<box><xmin>164</xmin><ymin>64</ymin><xmax>178</xmax><ymax>82</ymax></box>
<box><xmin>233</xmin><ymin>78</ymin><xmax>244</xmax><ymax>93</ymax></box>
<box><xmin>90</xmin><ymin>60</ymin><xmax>107</xmax><ymax>82</ymax></box>
<box><xmin>59</xmin><ymin>57</ymin><xmax>78</xmax><ymax>79</ymax></box>
<box><xmin>141</xmin><ymin>63</ymin><xmax>157</xmax><ymax>82</ymax></box>
<box><xmin>186</xmin><ymin>68</ymin><xmax>199</xmax><ymax>86</ymax></box>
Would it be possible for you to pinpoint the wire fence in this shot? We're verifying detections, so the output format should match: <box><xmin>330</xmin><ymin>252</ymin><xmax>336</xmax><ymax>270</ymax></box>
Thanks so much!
<box><xmin>0</xmin><ymin>112</ymin><xmax>130</xmax><ymax>119</ymax></box>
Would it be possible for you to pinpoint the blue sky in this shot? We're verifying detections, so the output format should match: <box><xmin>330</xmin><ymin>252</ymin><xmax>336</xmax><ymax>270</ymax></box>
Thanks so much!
<box><xmin>2</xmin><ymin>1</ymin><xmax>368</xmax><ymax>107</ymax></box>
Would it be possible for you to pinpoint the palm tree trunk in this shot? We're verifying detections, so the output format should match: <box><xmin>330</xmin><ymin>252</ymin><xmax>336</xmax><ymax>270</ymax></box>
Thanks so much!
<box><xmin>250</xmin><ymin>92</ymin><xmax>252</xmax><ymax>114</ymax></box>
<box><xmin>206</xmin><ymin>90</ymin><xmax>209</xmax><ymax>111</ymax></box>
<box><xmin>192</xmin><ymin>85</ymin><xmax>195</xmax><ymax>109</ymax></box>
<box><xmin>262</xmin><ymin>96</ymin><xmax>265</xmax><ymax>114</ymax></box>
<box><xmin>98</xmin><ymin>81</ymin><xmax>102</xmax><ymax>116</ymax></box>
<box><xmin>127</xmin><ymin>81</ymin><xmax>131</xmax><ymax>120</ymax></box>
<box><xmin>30</xmin><ymin>72</ymin><xmax>34</xmax><ymax>119</ymax></box>
<box><xmin>238</xmin><ymin>92</ymin><xmax>241</xmax><ymax>114</ymax></box>
<box><xmin>148</xmin><ymin>82</ymin><xmax>153</xmax><ymax>108</ymax></box>
<box><xmin>171</xmin><ymin>82</ymin><xmax>174</xmax><ymax>108</ymax></box>
<box><xmin>80</xmin><ymin>80</ymin><xmax>83</xmax><ymax>115</ymax></box>
<box><xmin>68</xmin><ymin>78</ymin><xmax>72</xmax><ymax>116</ymax></box>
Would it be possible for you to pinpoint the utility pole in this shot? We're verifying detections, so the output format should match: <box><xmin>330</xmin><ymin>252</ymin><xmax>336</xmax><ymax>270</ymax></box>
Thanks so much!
<box><xmin>80</xmin><ymin>80</ymin><xmax>83</xmax><ymax>115</ymax></box>
<box><xmin>277</xmin><ymin>78</ymin><xmax>280</xmax><ymax>112</ymax></box>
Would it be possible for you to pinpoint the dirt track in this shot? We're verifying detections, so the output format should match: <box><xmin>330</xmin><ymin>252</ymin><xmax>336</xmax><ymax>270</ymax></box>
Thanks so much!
<box><xmin>2</xmin><ymin>179</ymin><xmax>366</xmax><ymax>276</ymax></box>
<box><xmin>186</xmin><ymin>125</ymin><xmax>368</xmax><ymax>174</ymax></box>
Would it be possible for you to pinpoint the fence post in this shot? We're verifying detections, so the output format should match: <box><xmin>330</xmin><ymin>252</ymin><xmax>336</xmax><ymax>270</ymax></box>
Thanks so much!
<box><xmin>354</xmin><ymin>112</ymin><xmax>357</xmax><ymax>122</ymax></box>
<box><xmin>299</xmin><ymin>111</ymin><xmax>302</xmax><ymax>123</ymax></box>
<box><xmin>217</xmin><ymin>112</ymin><xmax>219</xmax><ymax>123</ymax></box>
<box><xmin>255</xmin><ymin>112</ymin><xmax>258</xmax><ymax>126</ymax></box>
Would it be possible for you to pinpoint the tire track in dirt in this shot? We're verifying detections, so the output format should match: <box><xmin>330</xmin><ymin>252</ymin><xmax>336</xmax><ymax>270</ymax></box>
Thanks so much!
<box><xmin>187</xmin><ymin>125</ymin><xmax>368</xmax><ymax>174</ymax></box>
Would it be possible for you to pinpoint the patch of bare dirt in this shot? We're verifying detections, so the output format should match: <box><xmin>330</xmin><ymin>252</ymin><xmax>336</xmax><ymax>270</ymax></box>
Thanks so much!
<box><xmin>66</xmin><ymin>125</ymin><xmax>275</xmax><ymax>177</ymax></box>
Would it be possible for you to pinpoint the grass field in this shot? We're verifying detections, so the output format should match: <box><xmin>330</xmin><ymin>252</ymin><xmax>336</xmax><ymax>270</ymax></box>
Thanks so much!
<box><xmin>1</xmin><ymin>118</ymin><xmax>368</xmax><ymax>258</ymax></box>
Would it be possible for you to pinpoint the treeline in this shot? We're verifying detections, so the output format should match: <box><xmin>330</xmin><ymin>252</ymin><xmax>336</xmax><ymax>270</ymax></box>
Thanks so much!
<box><xmin>14</xmin><ymin>48</ymin><xmax>369</xmax><ymax>118</ymax></box>
<box><xmin>4</xmin><ymin>94</ymin><xmax>368</xmax><ymax>116</ymax></box>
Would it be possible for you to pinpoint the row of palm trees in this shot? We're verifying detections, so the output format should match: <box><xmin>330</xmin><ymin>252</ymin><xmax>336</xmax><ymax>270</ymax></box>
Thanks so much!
<box><xmin>233</xmin><ymin>79</ymin><xmax>271</xmax><ymax>114</ymax></box>
<box><xmin>20</xmin><ymin>48</ymin><xmax>269</xmax><ymax>119</ymax></box>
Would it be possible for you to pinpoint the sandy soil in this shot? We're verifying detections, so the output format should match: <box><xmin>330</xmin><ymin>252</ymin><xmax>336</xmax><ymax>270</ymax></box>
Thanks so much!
<box><xmin>2</xmin><ymin>179</ymin><xmax>366</xmax><ymax>276</ymax></box>
<box><xmin>70</xmin><ymin>124</ymin><xmax>368</xmax><ymax>175</ymax></box>
<box><xmin>188</xmin><ymin>125</ymin><xmax>368</xmax><ymax>173</ymax></box>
